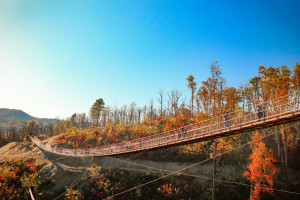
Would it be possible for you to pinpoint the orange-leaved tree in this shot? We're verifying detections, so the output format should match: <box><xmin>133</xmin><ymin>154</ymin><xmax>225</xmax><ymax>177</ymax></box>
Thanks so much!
<box><xmin>244</xmin><ymin>132</ymin><xmax>278</xmax><ymax>200</ymax></box>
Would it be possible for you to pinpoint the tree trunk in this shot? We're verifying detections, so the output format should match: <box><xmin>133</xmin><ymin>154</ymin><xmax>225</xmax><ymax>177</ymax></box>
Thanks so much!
<box><xmin>275</xmin><ymin>126</ymin><xmax>281</xmax><ymax>158</ymax></box>
<box><xmin>191</xmin><ymin>93</ymin><xmax>194</xmax><ymax>116</ymax></box>
<box><xmin>283</xmin><ymin>136</ymin><xmax>288</xmax><ymax>178</ymax></box>
<box><xmin>212</xmin><ymin>142</ymin><xmax>217</xmax><ymax>200</ymax></box>
<box><xmin>220</xmin><ymin>83</ymin><xmax>223</xmax><ymax>114</ymax></box>
<box><xmin>250</xmin><ymin>182</ymin><xmax>253</xmax><ymax>198</ymax></box>
<box><xmin>212</xmin><ymin>157</ymin><xmax>216</xmax><ymax>200</ymax></box>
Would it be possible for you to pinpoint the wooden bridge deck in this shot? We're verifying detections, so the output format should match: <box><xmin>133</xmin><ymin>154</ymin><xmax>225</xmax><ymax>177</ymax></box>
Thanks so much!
<box><xmin>31</xmin><ymin>92</ymin><xmax>300</xmax><ymax>157</ymax></box>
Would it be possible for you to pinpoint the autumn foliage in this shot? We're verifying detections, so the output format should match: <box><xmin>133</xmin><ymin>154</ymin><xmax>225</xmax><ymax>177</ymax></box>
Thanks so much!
<box><xmin>0</xmin><ymin>157</ymin><xmax>40</xmax><ymax>200</ymax></box>
<box><xmin>1</xmin><ymin>62</ymin><xmax>297</xmax><ymax>199</ymax></box>
<box><xmin>244</xmin><ymin>132</ymin><xmax>278</xmax><ymax>200</ymax></box>
<box><xmin>65</xmin><ymin>188</ymin><xmax>84</xmax><ymax>200</ymax></box>
<box><xmin>157</xmin><ymin>183</ymin><xmax>180</xmax><ymax>197</ymax></box>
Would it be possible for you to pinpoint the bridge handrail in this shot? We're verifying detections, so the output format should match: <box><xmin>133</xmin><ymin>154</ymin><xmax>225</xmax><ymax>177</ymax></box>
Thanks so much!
<box><xmin>106</xmin><ymin>90</ymin><xmax>299</xmax><ymax>151</ymax></box>
<box><xmin>131</xmin><ymin>90</ymin><xmax>300</xmax><ymax>146</ymax></box>
<box><xmin>30</xmin><ymin>90</ymin><xmax>300</xmax><ymax>156</ymax></box>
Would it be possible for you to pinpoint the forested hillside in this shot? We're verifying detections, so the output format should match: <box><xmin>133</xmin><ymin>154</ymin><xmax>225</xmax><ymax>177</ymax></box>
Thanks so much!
<box><xmin>0</xmin><ymin>108</ymin><xmax>36</xmax><ymax>121</ymax></box>
<box><xmin>0</xmin><ymin>108</ymin><xmax>57</xmax><ymax>129</ymax></box>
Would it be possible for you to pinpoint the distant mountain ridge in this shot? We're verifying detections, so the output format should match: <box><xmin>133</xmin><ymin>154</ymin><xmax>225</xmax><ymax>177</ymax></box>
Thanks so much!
<box><xmin>0</xmin><ymin>108</ymin><xmax>35</xmax><ymax>121</ymax></box>
<box><xmin>0</xmin><ymin>108</ymin><xmax>57</xmax><ymax>129</ymax></box>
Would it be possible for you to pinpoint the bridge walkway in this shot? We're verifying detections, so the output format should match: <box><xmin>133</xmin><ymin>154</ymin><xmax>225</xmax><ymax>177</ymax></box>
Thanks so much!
<box><xmin>31</xmin><ymin>91</ymin><xmax>300</xmax><ymax>157</ymax></box>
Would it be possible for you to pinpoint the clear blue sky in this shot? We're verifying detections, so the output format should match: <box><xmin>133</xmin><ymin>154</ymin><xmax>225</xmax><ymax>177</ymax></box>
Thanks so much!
<box><xmin>0</xmin><ymin>0</ymin><xmax>299</xmax><ymax>118</ymax></box>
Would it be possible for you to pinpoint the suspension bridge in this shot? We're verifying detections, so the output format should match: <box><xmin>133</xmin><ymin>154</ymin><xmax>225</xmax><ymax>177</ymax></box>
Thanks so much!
<box><xmin>30</xmin><ymin>91</ymin><xmax>300</xmax><ymax>157</ymax></box>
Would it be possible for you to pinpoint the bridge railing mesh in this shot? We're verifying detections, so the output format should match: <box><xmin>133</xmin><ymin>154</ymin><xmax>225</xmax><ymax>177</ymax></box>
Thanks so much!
<box><xmin>31</xmin><ymin>91</ymin><xmax>300</xmax><ymax>156</ymax></box>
